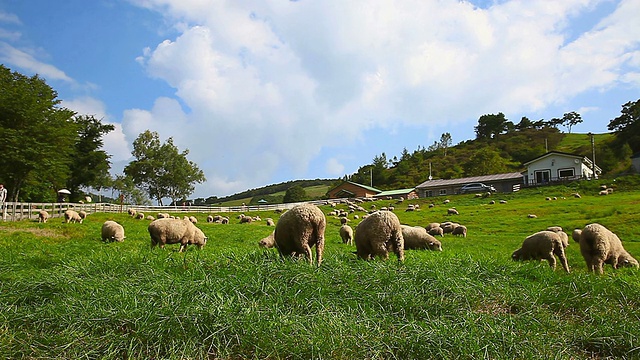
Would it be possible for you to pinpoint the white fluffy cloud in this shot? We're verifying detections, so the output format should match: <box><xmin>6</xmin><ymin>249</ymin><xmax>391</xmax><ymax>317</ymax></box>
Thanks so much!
<box><xmin>116</xmin><ymin>0</ymin><xmax>639</xmax><ymax>198</ymax></box>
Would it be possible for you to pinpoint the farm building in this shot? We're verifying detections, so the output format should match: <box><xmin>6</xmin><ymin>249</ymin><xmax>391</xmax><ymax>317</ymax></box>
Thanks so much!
<box><xmin>374</xmin><ymin>188</ymin><xmax>418</xmax><ymax>200</ymax></box>
<box><xmin>523</xmin><ymin>151</ymin><xmax>601</xmax><ymax>186</ymax></box>
<box><xmin>326</xmin><ymin>181</ymin><xmax>381</xmax><ymax>199</ymax></box>
<box><xmin>415</xmin><ymin>172</ymin><xmax>524</xmax><ymax>197</ymax></box>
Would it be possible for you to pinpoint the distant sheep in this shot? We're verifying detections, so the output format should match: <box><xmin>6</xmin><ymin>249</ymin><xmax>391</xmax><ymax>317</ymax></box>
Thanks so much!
<box><xmin>451</xmin><ymin>225</ymin><xmax>467</xmax><ymax>237</ymax></box>
<box><xmin>240</xmin><ymin>216</ymin><xmax>253</xmax><ymax>224</ymax></box>
<box><xmin>573</xmin><ymin>223</ymin><xmax>639</xmax><ymax>274</ymax></box>
<box><xmin>101</xmin><ymin>220</ymin><xmax>125</xmax><ymax>242</ymax></box>
<box><xmin>79</xmin><ymin>210</ymin><xmax>88</xmax><ymax>221</ymax></box>
<box><xmin>266</xmin><ymin>218</ymin><xmax>275</xmax><ymax>227</ymax></box>
<box><xmin>146</xmin><ymin>215</ymin><xmax>155</xmax><ymax>221</ymax></box>
<box><xmin>189</xmin><ymin>216</ymin><xmax>198</xmax><ymax>224</ymax></box>
<box><xmin>136</xmin><ymin>212</ymin><xmax>144</xmax><ymax>220</ymax></box>
<box><xmin>340</xmin><ymin>217</ymin><xmax>348</xmax><ymax>225</ymax></box>
<box><xmin>207</xmin><ymin>215</ymin><xmax>214</xmax><ymax>223</ymax></box>
<box><xmin>127</xmin><ymin>208</ymin><xmax>137</xmax><ymax>217</ymax></box>
<box><xmin>354</xmin><ymin>211</ymin><xmax>404</xmax><ymax>261</ymax></box>
<box><xmin>339</xmin><ymin>224</ymin><xmax>354</xmax><ymax>245</ymax></box>
<box><xmin>64</xmin><ymin>209</ymin><xmax>82</xmax><ymax>223</ymax></box>
<box><xmin>447</xmin><ymin>208</ymin><xmax>459</xmax><ymax>215</ymax></box>
<box><xmin>441</xmin><ymin>222</ymin><xmax>459</xmax><ymax>234</ymax></box>
<box><xmin>38</xmin><ymin>210</ymin><xmax>49</xmax><ymax>223</ymax></box>
<box><xmin>401</xmin><ymin>225</ymin><xmax>442</xmax><ymax>251</ymax></box>
<box><xmin>512</xmin><ymin>230</ymin><xmax>570</xmax><ymax>272</ymax></box>
<box><xmin>148</xmin><ymin>218</ymin><xmax>208</xmax><ymax>252</ymax></box>
<box><xmin>528</xmin><ymin>214</ymin><xmax>537</xmax><ymax>218</ymax></box>
<box><xmin>221</xmin><ymin>217</ymin><xmax>229</xmax><ymax>224</ymax></box>
<box><xmin>427</xmin><ymin>226</ymin><xmax>444</xmax><ymax>237</ymax></box>
<box><xmin>157</xmin><ymin>213</ymin><xmax>169</xmax><ymax>219</ymax></box>
<box><xmin>273</xmin><ymin>203</ymin><xmax>326</xmax><ymax>266</ymax></box>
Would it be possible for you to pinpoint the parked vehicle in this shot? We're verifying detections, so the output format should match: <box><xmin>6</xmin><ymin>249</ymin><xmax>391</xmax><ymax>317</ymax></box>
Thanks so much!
<box><xmin>459</xmin><ymin>183</ymin><xmax>496</xmax><ymax>194</ymax></box>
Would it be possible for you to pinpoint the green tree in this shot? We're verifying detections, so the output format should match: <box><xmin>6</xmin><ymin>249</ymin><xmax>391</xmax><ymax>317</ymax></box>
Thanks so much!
<box><xmin>283</xmin><ymin>185</ymin><xmax>307</xmax><ymax>203</ymax></box>
<box><xmin>463</xmin><ymin>148</ymin><xmax>508</xmax><ymax>176</ymax></box>
<box><xmin>515</xmin><ymin>116</ymin><xmax>533</xmax><ymax>130</ymax></box>
<box><xmin>439</xmin><ymin>132</ymin><xmax>452</xmax><ymax>156</ymax></box>
<box><xmin>66</xmin><ymin>115</ymin><xmax>115</xmax><ymax>202</ymax></box>
<box><xmin>0</xmin><ymin>65</ymin><xmax>77</xmax><ymax>201</ymax></box>
<box><xmin>474</xmin><ymin>113</ymin><xmax>509</xmax><ymax>139</ymax></box>
<box><xmin>561</xmin><ymin>111</ymin><xmax>582</xmax><ymax>133</ymax></box>
<box><xmin>608</xmin><ymin>99</ymin><xmax>640</xmax><ymax>153</ymax></box>
<box><xmin>124</xmin><ymin>130</ymin><xmax>205</xmax><ymax>205</ymax></box>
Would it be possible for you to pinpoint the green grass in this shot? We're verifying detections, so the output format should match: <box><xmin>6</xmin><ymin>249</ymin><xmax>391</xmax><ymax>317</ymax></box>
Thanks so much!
<box><xmin>1</xmin><ymin>184</ymin><xmax>640</xmax><ymax>359</ymax></box>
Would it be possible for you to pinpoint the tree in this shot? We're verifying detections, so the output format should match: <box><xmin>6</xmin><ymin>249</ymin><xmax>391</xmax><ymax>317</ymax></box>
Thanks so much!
<box><xmin>283</xmin><ymin>185</ymin><xmax>307</xmax><ymax>203</ymax></box>
<box><xmin>66</xmin><ymin>115</ymin><xmax>115</xmax><ymax>202</ymax></box>
<box><xmin>439</xmin><ymin>132</ymin><xmax>452</xmax><ymax>156</ymax></box>
<box><xmin>463</xmin><ymin>148</ymin><xmax>509</xmax><ymax>176</ymax></box>
<box><xmin>124</xmin><ymin>130</ymin><xmax>206</xmax><ymax>205</ymax></box>
<box><xmin>515</xmin><ymin>116</ymin><xmax>533</xmax><ymax>130</ymax></box>
<box><xmin>474</xmin><ymin>113</ymin><xmax>509</xmax><ymax>139</ymax></box>
<box><xmin>608</xmin><ymin>99</ymin><xmax>640</xmax><ymax>153</ymax></box>
<box><xmin>0</xmin><ymin>65</ymin><xmax>77</xmax><ymax>201</ymax></box>
<box><xmin>561</xmin><ymin>111</ymin><xmax>582</xmax><ymax>133</ymax></box>
<box><xmin>111</xmin><ymin>174</ymin><xmax>151</xmax><ymax>205</ymax></box>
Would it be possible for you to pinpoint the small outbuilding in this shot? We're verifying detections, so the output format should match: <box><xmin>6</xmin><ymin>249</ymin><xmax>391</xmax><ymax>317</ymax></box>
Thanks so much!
<box><xmin>374</xmin><ymin>188</ymin><xmax>418</xmax><ymax>200</ymax></box>
<box><xmin>415</xmin><ymin>172</ymin><xmax>523</xmax><ymax>197</ymax></box>
<box><xmin>326</xmin><ymin>181</ymin><xmax>381</xmax><ymax>199</ymax></box>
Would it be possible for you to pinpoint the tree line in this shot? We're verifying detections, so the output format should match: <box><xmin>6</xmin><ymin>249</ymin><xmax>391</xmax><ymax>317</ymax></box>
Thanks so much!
<box><xmin>0</xmin><ymin>65</ymin><xmax>204</xmax><ymax>204</ymax></box>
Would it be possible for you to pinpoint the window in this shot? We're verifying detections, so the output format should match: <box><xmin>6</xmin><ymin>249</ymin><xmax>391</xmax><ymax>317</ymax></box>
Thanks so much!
<box><xmin>439</xmin><ymin>189</ymin><xmax>447</xmax><ymax>196</ymax></box>
<box><xmin>425</xmin><ymin>190</ymin><xmax>433</xmax><ymax>197</ymax></box>
<box><xmin>558</xmin><ymin>168</ymin><xmax>574</xmax><ymax>178</ymax></box>
<box><xmin>535</xmin><ymin>170</ymin><xmax>550</xmax><ymax>184</ymax></box>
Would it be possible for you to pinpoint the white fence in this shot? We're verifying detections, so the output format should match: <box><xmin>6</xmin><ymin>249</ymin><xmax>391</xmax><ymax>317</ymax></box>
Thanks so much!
<box><xmin>1</xmin><ymin>199</ymin><xmax>337</xmax><ymax>222</ymax></box>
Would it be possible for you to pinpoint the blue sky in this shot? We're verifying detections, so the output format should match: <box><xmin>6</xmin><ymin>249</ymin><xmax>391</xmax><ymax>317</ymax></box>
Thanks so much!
<box><xmin>1</xmin><ymin>0</ymin><xmax>638</xmax><ymax>200</ymax></box>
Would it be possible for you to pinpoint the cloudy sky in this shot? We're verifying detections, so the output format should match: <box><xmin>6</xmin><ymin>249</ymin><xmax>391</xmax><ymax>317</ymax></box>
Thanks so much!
<box><xmin>1</xmin><ymin>0</ymin><xmax>638</xmax><ymax>200</ymax></box>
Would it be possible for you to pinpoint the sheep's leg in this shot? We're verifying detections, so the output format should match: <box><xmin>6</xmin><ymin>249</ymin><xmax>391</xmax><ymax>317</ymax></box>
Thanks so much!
<box><xmin>592</xmin><ymin>260</ymin><xmax>604</xmax><ymax>274</ymax></box>
<box><xmin>392</xmin><ymin>233</ymin><xmax>405</xmax><ymax>262</ymax></box>
<box><xmin>301</xmin><ymin>243</ymin><xmax>313</xmax><ymax>265</ymax></box>
<box><xmin>544</xmin><ymin>252</ymin><xmax>557</xmax><ymax>270</ymax></box>
<box><xmin>315</xmin><ymin>236</ymin><xmax>325</xmax><ymax>266</ymax></box>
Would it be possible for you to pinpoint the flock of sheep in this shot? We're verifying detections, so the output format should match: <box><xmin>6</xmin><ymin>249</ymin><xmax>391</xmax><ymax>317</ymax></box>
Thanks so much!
<box><xmin>45</xmin><ymin>194</ymin><xmax>638</xmax><ymax>274</ymax></box>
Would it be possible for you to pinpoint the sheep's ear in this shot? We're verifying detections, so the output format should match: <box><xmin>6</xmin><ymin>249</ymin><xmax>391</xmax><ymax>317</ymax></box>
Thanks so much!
<box><xmin>429</xmin><ymin>242</ymin><xmax>434</xmax><ymax>246</ymax></box>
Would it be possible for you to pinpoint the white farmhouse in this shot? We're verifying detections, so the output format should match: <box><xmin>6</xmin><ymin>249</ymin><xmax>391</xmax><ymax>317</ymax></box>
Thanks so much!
<box><xmin>523</xmin><ymin>151</ymin><xmax>601</xmax><ymax>186</ymax></box>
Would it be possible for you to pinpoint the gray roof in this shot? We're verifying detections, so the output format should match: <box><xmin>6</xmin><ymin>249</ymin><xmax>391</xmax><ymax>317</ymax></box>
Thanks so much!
<box><xmin>416</xmin><ymin>172</ymin><xmax>523</xmax><ymax>189</ymax></box>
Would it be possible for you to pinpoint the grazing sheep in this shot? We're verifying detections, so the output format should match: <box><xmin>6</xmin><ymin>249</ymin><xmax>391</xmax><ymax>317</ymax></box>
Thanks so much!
<box><xmin>512</xmin><ymin>230</ymin><xmax>570</xmax><ymax>272</ymax></box>
<box><xmin>598</xmin><ymin>190</ymin><xmax>608</xmax><ymax>196</ymax></box>
<box><xmin>146</xmin><ymin>215</ymin><xmax>155</xmax><ymax>221</ymax></box>
<box><xmin>354</xmin><ymin>211</ymin><xmax>404</xmax><ymax>262</ymax></box>
<box><xmin>572</xmin><ymin>193</ymin><xmax>581</xmax><ymax>198</ymax></box>
<box><xmin>221</xmin><ymin>217</ymin><xmax>229</xmax><ymax>224</ymax></box>
<box><xmin>426</xmin><ymin>222</ymin><xmax>440</xmax><ymax>231</ymax></box>
<box><xmin>441</xmin><ymin>222</ymin><xmax>459</xmax><ymax>234</ymax></box>
<box><xmin>528</xmin><ymin>214</ymin><xmax>537</xmax><ymax>218</ymax></box>
<box><xmin>489</xmin><ymin>200</ymin><xmax>496</xmax><ymax>205</ymax></box>
<box><xmin>401</xmin><ymin>225</ymin><xmax>442</xmax><ymax>251</ymax></box>
<box><xmin>79</xmin><ymin>210</ymin><xmax>88</xmax><ymax>221</ymax></box>
<box><xmin>38</xmin><ymin>210</ymin><xmax>49</xmax><ymax>223</ymax></box>
<box><xmin>189</xmin><ymin>216</ymin><xmax>198</xmax><ymax>224</ymax></box>
<box><xmin>499</xmin><ymin>200</ymin><xmax>507</xmax><ymax>204</ymax></box>
<box><xmin>240</xmin><ymin>216</ymin><xmax>253</xmax><ymax>224</ymax></box>
<box><xmin>157</xmin><ymin>213</ymin><xmax>169</xmax><ymax>219</ymax></box>
<box><xmin>127</xmin><ymin>208</ymin><xmax>137</xmax><ymax>217</ymax></box>
<box><xmin>136</xmin><ymin>212</ymin><xmax>144</xmax><ymax>220</ymax></box>
<box><xmin>546</xmin><ymin>226</ymin><xmax>563</xmax><ymax>233</ymax></box>
<box><xmin>340</xmin><ymin>217</ymin><xmax>348</xmax><ymax>225</ymax></box>
<box><xmin>101</xmin><ymin>220</ymin><xmax>125</xmax><ymax>242</ymax></box>
<box><xmin>258</xmin><ymin>231</ymin><xmax>276</xmax><ymax>248</ymax></box>
<box><xmin>447</xmin><ymin>208</ymin><xmax>459</xmax><ymax>215</ymax></box>
<box><xmin>64</xmin><ymin>209</ymin><xmax>82</xmax><ymax>223</ymax></box>
<box><xmin>573</xmin><ymin>223</ymin><xmax>639</xmax><ymax>274</ymax></box>
<box><xmin>427</xmin><ymin>226</ymin><xmax>444</xmax><ymax>237</ymax></box>
<box><xmin>272</xmin><ymin>203</ymin><xmax>326</xmax><ymax>266</ymax></box>
<box><xmin>266</xmin><ymin>218</ymin><xmax>275</xmax><ymax>226</ymax></box>
<box><xmin>207</xmin><ymin>215</ymin><xmax>214</xmax><ymax>223</ymax></box>
<box><xmin>148</xmin><ymin>218</ymin><xmax>208</xmax><ymax>252</ymax></box>
<box><xmin>451</xmin><ymin>225</ymin><xmax>467</xmax><ymax>237</ymax></box>
<box><xmin>340</xmin><ymin>224</ymin><xmax>354</xmax><ymax>245</ymax></box>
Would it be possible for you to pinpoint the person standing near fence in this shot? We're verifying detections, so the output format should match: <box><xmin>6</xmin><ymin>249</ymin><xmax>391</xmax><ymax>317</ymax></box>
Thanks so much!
<box><xmin>0</xmin><ymin>184</ymin><xmax>7</xmax><ymax>221</ymax></box>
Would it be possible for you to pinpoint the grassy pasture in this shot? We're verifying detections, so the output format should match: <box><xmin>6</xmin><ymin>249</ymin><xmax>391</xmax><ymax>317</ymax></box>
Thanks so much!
<box><xmin>1</xmin><ymin>185</ymin><xmax>640</xmax><ymax>359</ymax></box>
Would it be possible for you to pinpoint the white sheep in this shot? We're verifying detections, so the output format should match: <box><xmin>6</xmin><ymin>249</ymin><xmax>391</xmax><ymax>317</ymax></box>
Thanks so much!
<box><xmin>339</xmin><ymin>224</ymin><xmax>354</xmax><ymax>245</ymax></box>
<box><xmin>266</xmin><ymin>218</ymin><xmax>275</xmax><ymax>226</ymax></box>
<box><xmin>207</xmin><ymin>215</ymin><xmax>214</xmax><ymax>223</ymax></box>
<box><xmin>427</xmin><ymin>226</ymin><xmax>444</xmax><ymax>237</ymax></box>
<box><xmin>573</xmin><ymin>223</ymin><xmax>639</xmax><ymax>274</ymax></box>
<box><xmin>79</xmin><ymin>210</ymin><xmax>88</xmax><ymax>221</ymax></box>
<box><xmin>512</xmin><ymin>230</ymin><xmax>570</xmax><ymax>272</ymax></box>
<box><xmin>148</xmin><ymin>218</ymin><xmax>208</xmax><ymax>252</ymax></box>
<box><xmin>354</xmin><ymin>211</ymin><xmax>404</xmax><ymax>261</ymax></box>
<box><xmin>136</xmin><ymin>212</ymin><xmax>145</xmax><ymax>220</ymax></box>
<box><xmin>401</xmin><ymin>225</ymin><xmax>442</xmax><ymax>251</ymax></box>
<box><xmin>64</xmin><ymin>209</ymin><xmax>82</xmax><ymax>223</ymax></box>
<box><xmin>451</xmin><ymin>225</ymin><xmax>467</xmax><ymax>237</ymax></box>
<box><xmin>189</xmin><ymin>216</ymin><xmax>198</xmax><ymax>224</ymax></box>
<box><xmin>127</xmin><ymin>208</ymin><xmax>137</xmax><ymax>217</ymax></box>
<box><xmin>101</xmin><ymin>220</ymin><xmax>125</xmax><ymax>242</ymax></box>
<box><xmin>272</xmin><ymin>203</ymin><xmax>326</xmax><ymax>265</ymax></box>
<box><xmin>146</xmin><ymin>215</ymin><xmax>155</xmax><ymax>221</ymax></box>
<box><xmin>258</xmin><ymin>231</ymin><xmax>275</xmax><ymax>248</ymax></box>
<box><xmin>38</xmin><ymin>210</ymin><xmax>49</xmax><ymax>223</ymax></box>
<box><xmin>447</xmin><ymin>208</ymin><xmax>459</xmax><ymax>215</ymax></box>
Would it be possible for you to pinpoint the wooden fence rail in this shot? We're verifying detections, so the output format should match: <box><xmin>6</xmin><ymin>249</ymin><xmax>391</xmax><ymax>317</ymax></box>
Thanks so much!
<box><xmin>1</xmin><ymin>199</ymin><xmax>338</xmax><ymax>222</ymax></box>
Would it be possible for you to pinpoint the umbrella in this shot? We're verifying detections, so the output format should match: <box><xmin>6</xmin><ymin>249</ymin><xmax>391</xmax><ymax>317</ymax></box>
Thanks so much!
<box><xmin>57</xmin><ymin>189</ymin><xmax>71</xmax><ymax>194</ymax></box>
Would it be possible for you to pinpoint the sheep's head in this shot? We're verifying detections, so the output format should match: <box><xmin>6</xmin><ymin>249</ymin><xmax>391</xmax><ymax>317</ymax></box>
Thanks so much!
<box><xmin>571</xmin><ymin>229</ymin><xmax>582</xmax><ymax>243</ymax></box>
<box><xmin>428</xmin><ymin>240</ymin><xmax>442</xmax><ymax>252</ymax></box>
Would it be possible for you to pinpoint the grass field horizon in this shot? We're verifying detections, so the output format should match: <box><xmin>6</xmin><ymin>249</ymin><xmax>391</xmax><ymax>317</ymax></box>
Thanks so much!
<box><xmin>1</xmin><ymin>176</ymin><xmax>639</xmax><ymax>359</ymax></box>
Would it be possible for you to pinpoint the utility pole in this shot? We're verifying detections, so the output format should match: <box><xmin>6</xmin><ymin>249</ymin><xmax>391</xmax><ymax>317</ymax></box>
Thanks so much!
<box><xmin>370</xmin><ymin>167</ymin><xmax>373</xmax><ymax>187</ymax></box>
<box><xmin>589</xmin><ymin>132</ymin><xmax>596</xmax><ymax>178</ymax></box>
